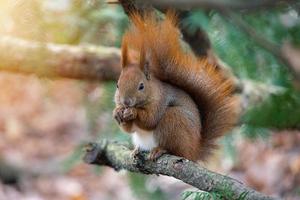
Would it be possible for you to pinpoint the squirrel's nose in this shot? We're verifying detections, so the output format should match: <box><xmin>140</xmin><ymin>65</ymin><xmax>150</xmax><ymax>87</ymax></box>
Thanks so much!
<box><xmin>123</xmin><ymin>98</ymin><xmax>133</xmax><ymax>107</ymax></box>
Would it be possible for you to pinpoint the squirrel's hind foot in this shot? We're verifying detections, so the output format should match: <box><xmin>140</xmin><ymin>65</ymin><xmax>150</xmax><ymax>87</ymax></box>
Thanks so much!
<box><xmin>130</xmin><ymin>147</ymin><xmax>141</xmax><ymax>159</ymax></box>
<box><xmin>148</xmin><ymin>147</ymin><xmax>167</xmax><ymax>161</ymax></box>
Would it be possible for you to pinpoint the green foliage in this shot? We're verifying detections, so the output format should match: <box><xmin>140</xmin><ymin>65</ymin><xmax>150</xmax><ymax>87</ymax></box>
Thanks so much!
<box><xmin>66</xmin><ymin>0</ymin><xmax>128</xmax><ymax>45</ymax></box>
<box><xmin>84</xmin><ymin>82</ymin><xmax>129</xmax><ymax>141</ymax></box>
<box><xmin>187</xmin><ymin>10</ymin><xmax>297</xmax><ymax>84</ymax></box>
<box><xmin>222</xmin><ymin>134</ymin><xmax>238</xmax><ymax>162</ymax></box>
<box><xmin>186</xmin><ymin>8</ymin><xmax>300</xmax><ymax>139</ymax></box>
<box><xmin>182</xmin><ymin>190</ymin><xmax>214</xmax><ymax>200</ymax></box>
<box><xmin>289</xmin><ymin>25</ymin><xmax>300</xmax><ymax>46</ymax></box>
<box><xmin>61</xmin><ymin>143</ymin><xmax>86</xmax><ymax>172</ymax></box>
<box><xmin>128</xmin><ymin>173</ymin><xmax>167</xmax><ymax>200</ymax></box>
<box><xmin>182</xmin><ymin>184</ymin><xmax>250</xmax><ymax>200</ymax></box>
<box><xmin>242</xmin><ymin>89</ymin><xmax>300</xmax><ymax>130</ymax></box>
<box><xmin>0</xmin><ymin>0</ymin><xmax>128</xmax><ymax>45</ymax></box>
<box><xmin>239</xmin><ymin>126</ymin><xmax>271</xmax><ymax>140</ymax></box>
<box><xmin>74</xmin><ymin>3</ymin><xmax>128</xmax><ymax>46</ymax></box>
<box><xmin>181</xmin><ymin>190</ymin><xmax>249</xmax><ymax>200</ymax></box>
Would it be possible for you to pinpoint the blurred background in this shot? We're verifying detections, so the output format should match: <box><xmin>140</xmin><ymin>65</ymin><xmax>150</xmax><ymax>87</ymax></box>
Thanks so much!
<box><xmin>0</xmin><ymin>0</ymin><xmax>299</xmax><ymax>200</ymax></box>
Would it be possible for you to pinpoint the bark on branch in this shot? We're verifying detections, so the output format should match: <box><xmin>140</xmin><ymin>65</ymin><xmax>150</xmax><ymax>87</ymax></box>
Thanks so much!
<box><xmin>0</xmin><ymin>35</ymin><xmax>121</xmax><ymax>81</ymax></box>
<box><xmin>83</xmin><ymin>140</ymin><xmax>281</xmax><ymax>200</ymax></box>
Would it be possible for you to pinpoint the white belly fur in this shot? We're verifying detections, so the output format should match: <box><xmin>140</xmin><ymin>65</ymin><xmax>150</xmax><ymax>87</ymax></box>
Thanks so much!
<box><xmin>132</xmin><ymin>124</ymin><xmax>157</xmax><ymax>151</ymax></box>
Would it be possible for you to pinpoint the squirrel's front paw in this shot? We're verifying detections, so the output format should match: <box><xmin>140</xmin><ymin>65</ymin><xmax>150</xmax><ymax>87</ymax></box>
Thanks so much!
<box><xmin>113</xmin><ymin>106</ymin><xmax>125</xmax><ymax>124</ymax></box>
<box><xmin>123</xmin><ymin>108</ymin><xmax>137</xmax><ymax>121</ymax></box>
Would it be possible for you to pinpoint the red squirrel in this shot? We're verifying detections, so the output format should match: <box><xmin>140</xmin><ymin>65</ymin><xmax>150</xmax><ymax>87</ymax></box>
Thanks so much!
<box><xmin>113</xmin><ymin>12</ymin><xmax>239</xmax><ymax>161</ymax></box>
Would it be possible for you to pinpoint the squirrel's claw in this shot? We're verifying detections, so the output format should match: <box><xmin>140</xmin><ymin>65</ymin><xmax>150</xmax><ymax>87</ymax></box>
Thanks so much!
<box><xmin>130</xmin><ymin>147</ymin><xmax>141</xmax><ymax>159</ymax></box>
<box><xmin>148</xmin><ymin>147</ymin><xmax>167</xmax><ymax>161</ymax></box>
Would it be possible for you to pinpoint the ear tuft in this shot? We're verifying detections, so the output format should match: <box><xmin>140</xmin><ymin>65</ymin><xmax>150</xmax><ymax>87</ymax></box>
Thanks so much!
<box><xmin>139</xmin><ymin>45</ymin><xmax>151</xmax><ymax>80</ymax></box>
<box><xmin>144</xmin><ymin>61</ymin><xmax>151</xmax><ymax>80</ymax></box>
<box><xmin>121</xmin><ymin>39</ymin><xmax>129</xmax><ymax>68</ymax></box>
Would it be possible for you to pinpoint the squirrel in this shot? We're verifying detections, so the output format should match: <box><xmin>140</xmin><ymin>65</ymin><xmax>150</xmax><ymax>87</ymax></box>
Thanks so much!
<box><xmin>113</xmin><ymin>12</ymin><xmax>239</xmax><ymax>162</ymax></box>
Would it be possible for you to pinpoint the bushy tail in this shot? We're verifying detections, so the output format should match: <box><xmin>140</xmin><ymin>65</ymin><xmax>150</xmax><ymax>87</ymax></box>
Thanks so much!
<box><xmin>123</xmin><ymin>12</ymin><xmax>240</xmax><ymax>160</ymax></box>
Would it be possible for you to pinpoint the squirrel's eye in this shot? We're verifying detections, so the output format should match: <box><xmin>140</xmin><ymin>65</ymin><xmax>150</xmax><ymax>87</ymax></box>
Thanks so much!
<box><xmin>116</xmin><ymin>83</ymin><xmax>119</xmax><ymax>89</ymax></box>
<box><xmin>138</xmin><ymin>82</ymin><xmax>144</xmax><ymax>91</ymax></box>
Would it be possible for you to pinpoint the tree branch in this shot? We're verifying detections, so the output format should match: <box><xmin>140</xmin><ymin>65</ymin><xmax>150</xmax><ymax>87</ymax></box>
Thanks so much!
<box><xmin>0</xmin><ymin>35</ymin><xmax>121</xmax><ymax>81</ymax></box>
<box><xmin>83</xmin><ymin>140</ymin><xmax>281</xmax><ymax>200</ymax></box>
<box><xmin>149</xmin><ymin>0</ymin><xmax>295</xmax><ymax>11</ymax></box>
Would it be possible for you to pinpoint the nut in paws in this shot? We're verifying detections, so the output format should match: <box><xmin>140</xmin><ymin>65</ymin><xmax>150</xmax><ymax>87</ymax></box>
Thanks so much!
<box><xmin>123</xmin><ymin>108</ymin><xmax>137</xmax><ymax>121</ymax></box>
<box><xmin>113</xmin><ymin>107</ymin><xmax>125</xmax><ymax>124</ymax></box>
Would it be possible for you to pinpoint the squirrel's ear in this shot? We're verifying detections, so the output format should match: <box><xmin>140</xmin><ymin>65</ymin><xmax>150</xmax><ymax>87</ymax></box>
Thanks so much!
<box><xmin>121</xmin><ymin>40</ymin><xmax>129</xmax><ymax>68</ymax></box>
<box><xmin>144</xmin><ymin>61</ymin><xmax>151</xmax><ymax>80</ymax></box>
<box><xmin>139</xmin><ymin>46</ymin><xmax>151</xmax><ymax>80</ymax></box>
